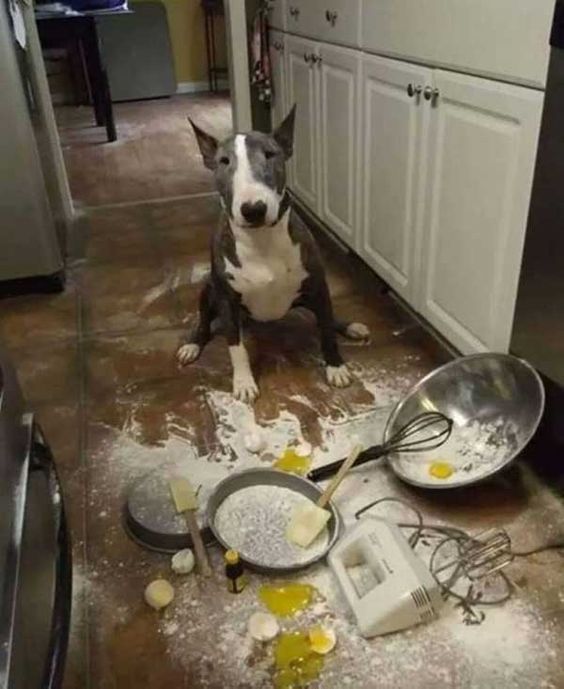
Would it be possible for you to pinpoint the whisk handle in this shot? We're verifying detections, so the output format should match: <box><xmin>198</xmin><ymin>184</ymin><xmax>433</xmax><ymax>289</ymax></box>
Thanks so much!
<box><xmin>307</xmin><ymin>445</ymin><xmax>387</xmax><ymax>482</ymax></box>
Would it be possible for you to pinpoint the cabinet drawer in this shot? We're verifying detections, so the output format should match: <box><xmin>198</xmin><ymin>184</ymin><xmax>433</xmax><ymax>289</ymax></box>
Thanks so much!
<box><xmin>267</xmin><ymin>0</ymin><xmax>285</xmax><ymax>31</ymax></box>
<box><xmin>287</xmin><ymin>0</ymin><xmax>361</xmax><ymax>48</ymax></box>
<box><xmin>362</xmin><ymin>0</ymin><xmax>554</xmax><ymax>88</ymax></box>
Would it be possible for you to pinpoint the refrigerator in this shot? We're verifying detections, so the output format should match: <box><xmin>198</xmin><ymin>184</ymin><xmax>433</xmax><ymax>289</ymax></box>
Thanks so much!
<box><xmin>511</xmin><ymin>0</ymin><xmax>564</xmax><ymax>460</ymax></box>
<box><xmin>0</xmin><ymin>0</ymin><xmax>73</xmax><ymax>290</ymax></box>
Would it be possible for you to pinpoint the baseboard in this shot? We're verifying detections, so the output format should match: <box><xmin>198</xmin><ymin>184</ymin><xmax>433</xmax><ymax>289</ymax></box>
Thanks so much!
<box><xmin>176</xmin><ymin>80</ymin><xmax>229</xmax><ymax>94</ymax></box>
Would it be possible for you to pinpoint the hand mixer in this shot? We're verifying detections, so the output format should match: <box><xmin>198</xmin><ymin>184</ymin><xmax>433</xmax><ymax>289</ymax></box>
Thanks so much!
<box><xmin>329</xmin><ymin>516</ymin><xmax>514</xmax><ymax>638</ymax></box>
<box><xmin>329</xmin><ymin>516</ymin><xmax>444</xmax><ymax>637</ymax></box>
<box><xmin>308</xmin><ymin>411</ymin><xmax>453</xmax><ymax>482</ymax></box>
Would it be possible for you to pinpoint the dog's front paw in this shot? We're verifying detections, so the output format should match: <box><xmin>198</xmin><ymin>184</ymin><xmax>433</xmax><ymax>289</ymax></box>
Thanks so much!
<box><xmin>326</xmin><ymin>364</ymin><xmax>353</xmax><ymax>388</ymax></box>
<box><xmin>177</xmin><ymin>343</ymin><xmax>201</xmax><ymax>366</ymax></box>
<box><xmin>346</xmin><ymin>322</ymin><xmax>370</xmax><ymax>341</ymax></box>
<box><xmin>233</xmin><ymin>372</ymin><xmax>259</xmax><ymax>403</ymax></box>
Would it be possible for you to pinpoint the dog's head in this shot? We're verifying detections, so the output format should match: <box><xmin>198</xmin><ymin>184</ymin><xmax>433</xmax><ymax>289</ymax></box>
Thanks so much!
<box><xmin>189</xmin><ymin>106</ymin><xmax>296</xmax><ymax>228</ymax></box>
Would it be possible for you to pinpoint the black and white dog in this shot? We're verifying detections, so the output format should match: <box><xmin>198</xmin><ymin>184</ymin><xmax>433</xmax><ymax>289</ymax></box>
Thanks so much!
<box><xmin>177</xmin><ymin>107</ymin><xmax>369</xmax><ymax>402</ymax></box>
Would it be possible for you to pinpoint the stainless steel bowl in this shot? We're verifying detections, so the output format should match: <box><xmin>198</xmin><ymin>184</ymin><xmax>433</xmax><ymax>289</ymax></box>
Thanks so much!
<box><xmin>384</xmin><ymin>353</ymin><xmax>545</xmax><ymax>489</ymax></box>
<box><xmin>207</xmin><ymin>468</ymin><xmax>342</xmax><ymax>573</ymax></box>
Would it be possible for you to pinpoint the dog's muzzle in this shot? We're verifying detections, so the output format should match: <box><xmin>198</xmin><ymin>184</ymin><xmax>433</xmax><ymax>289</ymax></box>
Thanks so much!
<box><xmin>240</xmin><ymin>201</ymin><xmax>267</xmax><ymax>226</ymax></box>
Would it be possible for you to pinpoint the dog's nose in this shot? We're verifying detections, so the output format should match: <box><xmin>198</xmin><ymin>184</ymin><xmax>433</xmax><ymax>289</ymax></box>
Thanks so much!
<box><xmin>241</xmin><ymin>201</ymin><xmax>267</xmax><ymax>224</ymax></box>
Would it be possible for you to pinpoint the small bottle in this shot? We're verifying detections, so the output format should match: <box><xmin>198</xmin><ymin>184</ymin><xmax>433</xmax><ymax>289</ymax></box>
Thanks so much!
<box><xmin>224</xmin><ymin>549</ymin><xmax>246</xmax><ymax>593</ymax></box>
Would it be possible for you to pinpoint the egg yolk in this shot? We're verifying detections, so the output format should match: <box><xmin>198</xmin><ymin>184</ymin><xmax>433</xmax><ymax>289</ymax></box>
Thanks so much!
<box><xmin>429</xmin><ymin>461</ymin><xmax>455</xmax><ymax>479</ymax></box>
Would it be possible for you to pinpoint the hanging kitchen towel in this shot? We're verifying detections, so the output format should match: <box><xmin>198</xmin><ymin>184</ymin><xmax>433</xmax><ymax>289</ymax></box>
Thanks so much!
<box><xmin>250</xmin><ymin>4</ymin><xmax>272</xmax><ymax>104</ymax></box>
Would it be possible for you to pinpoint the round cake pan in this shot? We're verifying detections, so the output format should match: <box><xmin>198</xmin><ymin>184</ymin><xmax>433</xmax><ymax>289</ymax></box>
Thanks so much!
<box><xmin>207</xmin><ymin>468</ymin><xmax>343</xmax><ymax>574</ymax></box>
<box><xmin>124</xmin><ymin>468</ymin><xmax>219</xmax><ymax>553</ymax></box>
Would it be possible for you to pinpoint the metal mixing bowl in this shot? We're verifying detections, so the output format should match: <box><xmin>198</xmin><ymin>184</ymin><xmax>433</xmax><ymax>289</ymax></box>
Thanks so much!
<box><xmin>384</xmin><ymin>353</ymin><xmax>545</xmax><ymax>489</ymax></box>
<box><xmin>207</xmin><ymin>468</ymin><xmax>342</xmax><ymax>573</ymax></box>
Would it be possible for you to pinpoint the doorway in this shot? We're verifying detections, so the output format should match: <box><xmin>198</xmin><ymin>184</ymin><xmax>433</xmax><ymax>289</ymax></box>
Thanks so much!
<box><xmin>36</xmin><ymin>0</ymin><xmax>247</xmax><ymax>209</ymax></box>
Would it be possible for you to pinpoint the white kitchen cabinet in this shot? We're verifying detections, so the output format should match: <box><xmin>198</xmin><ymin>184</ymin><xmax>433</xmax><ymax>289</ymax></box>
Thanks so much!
<box><xmin>266</xmin><ymin>0</ymin><xmax>285</xmax><ymax>31</ymax></box>
<box><xmin>361</xmin><ymin>0</ymin><xmax>554</xmax><ymax>89</ymax></box>
<box><xmin>268</xmin><ymin>7</ymin><xmax>547</xmax><ymax>356</ymax></box>
<box><xmin>318</xmin><ymin>44</ymin><xmax>360</xmax><ymax>245</ymax></box>
<box><xmin>286</xmin><ymin>35</ymin><xmax>320</xmax><ymax>211</ymax></box>
<box><xmin>359</xmin><ymin>54</ymin><xmax>432</xmax><ymax>302</ymax></box>
<box><xmin>269</xmin><ymin>30</ymin><xmax>287</xmax><ymax>131</ymax></box>
<box><xmin>419</xmin><ymin>70</ymin><xmax>544</xmax><ymax>353</ymax></box>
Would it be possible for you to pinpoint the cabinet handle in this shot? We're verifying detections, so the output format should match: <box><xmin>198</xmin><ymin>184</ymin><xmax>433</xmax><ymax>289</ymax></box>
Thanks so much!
<box><xmin>424</xmin><ymin>86</ymin><xmax>440</xmax><ymax>103</ymax></box>
<box><xmin>304</xmin><ymin>52</ymin><xmax>313</xmax><ymax>64</ymax></box>
<box><xmin>325</xmin><ymin>10</ymin><xmax>338</xmax><ymax>26</ymax></box>
<box><xmin>407</xmin><ymin>83</ymin><xmax>422</xmax><ymax>98</ymax></box>
<box><xmin>311</xmin><ymin>54</ymin><xmax>322</xmax><ymax>65</ymax></box>
<box><xmin>273</xmin><ymin>41</ymin><xmax>284</xmax><ymax>52</ymax></box>
<box><xmin>289</xmin><ymin>6</ymin><xmax>300</xmax><ymax>18</ymax></box>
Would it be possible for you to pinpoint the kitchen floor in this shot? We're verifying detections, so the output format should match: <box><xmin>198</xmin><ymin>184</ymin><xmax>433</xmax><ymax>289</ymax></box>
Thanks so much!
<box><xmin>1</xmin><ymin>98</ymin><xmax>564</xmax><ymax>688</ymax></box>
<box><xmin>56</xmin><ymin>93</ymin><xmax>232</xmax><ymax>207</ymax></box>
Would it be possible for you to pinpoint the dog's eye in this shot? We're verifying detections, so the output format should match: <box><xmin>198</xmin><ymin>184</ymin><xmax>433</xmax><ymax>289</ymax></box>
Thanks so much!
<box><xmin>219</xmin><ymin>156</ymin><xmax>230</xmax><ymax>166</ymax></box>
<box><xmin>264</xmin><ymin>150</ymin><xmax>276</xmax><ymax>160</ymax></box>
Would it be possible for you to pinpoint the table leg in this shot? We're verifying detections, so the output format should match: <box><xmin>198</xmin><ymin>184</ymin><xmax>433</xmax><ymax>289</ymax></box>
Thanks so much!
<box><xmin>210</xmin><ymin>12</ymin><xmax>217</xmax><ymax>92</ymax></box>
<box><xmin>83</xmin><ymin>18</ymin><xmax>116</xmax><ymax>141</ymax></box>
<box><xmin>82</xmin><ymin>30</ymin><xmax>105</xmax><ymax>125</ymax></box>
<box><xmin>204</xmin><ymin>10</ymin><xmax>213</xmax><ymax>92</ymax></box>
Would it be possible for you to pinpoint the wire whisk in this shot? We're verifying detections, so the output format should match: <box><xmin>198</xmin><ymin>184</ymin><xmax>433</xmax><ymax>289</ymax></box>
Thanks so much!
<box><xmin>308</xmin><ymin>411</ymin><xmax>453</xmax><ymax>482</ymax></box>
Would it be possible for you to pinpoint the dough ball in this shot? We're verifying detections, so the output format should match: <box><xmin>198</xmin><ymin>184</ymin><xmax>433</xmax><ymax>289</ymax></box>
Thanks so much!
<box><xmin>171</xmin><ymin>548</ymin><xmax>195</xmax><ymax>575</ymax></box>
<box><xmin>244</xmin><ymin>430</ymin><xmax>267</xmax><ymax>454</ymax></box>
<box><xmin>144</xmin><ymin>579</ymin><xmax>175</xmax><ymax>610</ymax></box>
<box><xmin>248</xmin><ymin>611</ymin><xmax>280</xmax><ymax>641</ymax></box>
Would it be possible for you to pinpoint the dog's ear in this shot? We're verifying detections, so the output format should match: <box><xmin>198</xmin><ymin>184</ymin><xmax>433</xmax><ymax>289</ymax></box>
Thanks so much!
<box><xmin>189</xmin><ymin>118</ymin><xmax>218</xmax><ymax>170</ymax></box>
<box><xmin>273</xmin><ymin>105</ymin><xmax>296</xmax><ymax>160</ymax></box>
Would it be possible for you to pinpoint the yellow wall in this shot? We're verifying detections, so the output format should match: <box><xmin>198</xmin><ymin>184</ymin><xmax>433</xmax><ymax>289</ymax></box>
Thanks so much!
<box><xmin>132</xmin><ymin>0</ymin><xmax>227</xmax><ymax>84</ymax></box>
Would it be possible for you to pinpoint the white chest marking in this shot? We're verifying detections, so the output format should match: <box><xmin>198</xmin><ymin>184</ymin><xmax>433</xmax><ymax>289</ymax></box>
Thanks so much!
<box><xmin>225</xmin><ymin>213</ymin><xmax>308</xmax><ymax>322</ymax></box>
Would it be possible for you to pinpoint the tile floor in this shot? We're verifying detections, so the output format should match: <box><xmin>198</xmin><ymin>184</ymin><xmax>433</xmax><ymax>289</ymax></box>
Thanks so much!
<box><xmin>2</xmin><ymin>193</ymin><xmax>564</xmax><ymax>688</ymax></box>
<box><xmin>56</xmin><ymin>94</ymin><xmax>232</xmax><ymax>207</ymax></box>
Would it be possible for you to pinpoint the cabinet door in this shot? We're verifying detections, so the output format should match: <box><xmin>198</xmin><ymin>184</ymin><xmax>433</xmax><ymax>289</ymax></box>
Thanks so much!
<box><xmin>360</xmin><ymin>54</ymin><xmax>432</xmax><ymax>301</ymax></box>
<box><xmin>286</xmin><ymin>35</ymin><xmax>320</xmax><ymax>210</ymax></box>
<box><xmin>318</xmin><ymin>44</ymin><xmax>360</xmax><ymax>246</ymax></box>
<box><xmin>269</xmin><ymin>30</ymin><xmax>287</xmax><ymax>131</ymax></box>
<box><xmin>419</xmin><ymin>70</ymin><xmax>543</xmax><ymax>353</ymax></box>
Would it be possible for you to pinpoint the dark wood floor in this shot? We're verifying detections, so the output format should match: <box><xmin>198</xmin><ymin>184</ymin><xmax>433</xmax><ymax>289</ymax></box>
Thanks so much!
<box><xmin>56</xmin><ymin>93</ymin><xmax>232</xmax><ymax>207</ymax></box>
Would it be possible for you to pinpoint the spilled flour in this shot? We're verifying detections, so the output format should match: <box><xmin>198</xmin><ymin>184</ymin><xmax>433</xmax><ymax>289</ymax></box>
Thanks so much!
<box><xmin>85</xmin><ymin>356</ymin><xmax>564</xmax><ymax>689</ymax></box>
<box><xmin>214</xmin><ymin>485</ymin><xmax>329</xmax><ymax>568</ymax></box>
<box><xmin>157</xmin><ymin>546</ymin><xmax>563</xmax><ymax>689</ymax></box>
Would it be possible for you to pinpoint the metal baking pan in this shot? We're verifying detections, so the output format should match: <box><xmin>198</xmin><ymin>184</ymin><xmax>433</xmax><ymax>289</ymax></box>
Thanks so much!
<box><xmin>207</xmin><ymin>468</ymin><xmax>342</xmax><ymax>574</ymax></box>
<box><xmin>124</xmin><ymin>469</ymin><xmax>216</xmax><ymax>553</ymax></box>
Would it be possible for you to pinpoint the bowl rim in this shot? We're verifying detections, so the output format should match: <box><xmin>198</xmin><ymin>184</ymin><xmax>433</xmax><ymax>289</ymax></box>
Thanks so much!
<box><xmin>383</xmin><ymin>352</ymin><xmax>546</xmax><ymax>489</ymax></box>
<box><xmin>206</xmin><ymin>467</ymin><xmax>342</xmax><ymax>572</ymax></box>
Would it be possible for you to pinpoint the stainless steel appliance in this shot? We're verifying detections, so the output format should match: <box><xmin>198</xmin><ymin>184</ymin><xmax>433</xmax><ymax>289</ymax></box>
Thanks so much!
<box><xmin>0</xmin><ymin>351</ymin><xmax>72</xmax><ymax>688</ymax></box>
<box><xmin>511</xmin><ymin>0</ymin><xmax>564</xmax><ymax>458</ymax></box>
<box><xmin>0</xmin><ymin>0</ymin><xmax>72</xmax><ymax>289</ymax></box>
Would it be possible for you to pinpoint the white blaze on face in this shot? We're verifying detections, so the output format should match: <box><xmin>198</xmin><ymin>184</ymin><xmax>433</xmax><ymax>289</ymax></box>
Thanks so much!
<box><xmin>231</xmin><ymin>134</ymin><xmax>282</xmax><ymax>227</ymax></box>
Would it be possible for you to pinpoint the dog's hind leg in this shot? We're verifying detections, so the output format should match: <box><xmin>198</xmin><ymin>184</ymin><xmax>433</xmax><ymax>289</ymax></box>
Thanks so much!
<box><xmin>333</xmin><ymin>319</ymin><xmax>370</xmax><ymax>342</ymax></box>
<box><xmin>177</xmin><ymin>279</ymin><xmax>217</xmax><ymax>366</ymax></box>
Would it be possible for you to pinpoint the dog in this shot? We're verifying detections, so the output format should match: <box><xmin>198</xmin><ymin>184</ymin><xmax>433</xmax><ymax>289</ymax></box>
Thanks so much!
<box><xmin>177</xmin><ymin>106</ymin><xmax>369</xmax><ymax>402</ymax></box>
